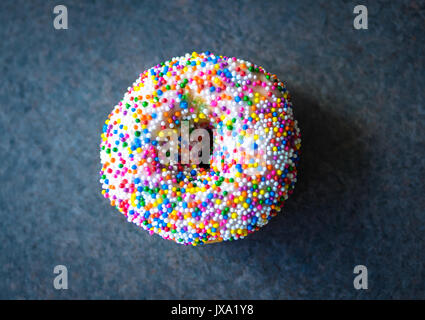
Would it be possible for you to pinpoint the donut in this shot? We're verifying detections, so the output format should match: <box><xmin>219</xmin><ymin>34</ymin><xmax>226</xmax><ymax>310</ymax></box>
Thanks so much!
<box><xmin>99</xmin><ymin>52</ymin><xmax>301</xmax><ymax>245</ymax></box>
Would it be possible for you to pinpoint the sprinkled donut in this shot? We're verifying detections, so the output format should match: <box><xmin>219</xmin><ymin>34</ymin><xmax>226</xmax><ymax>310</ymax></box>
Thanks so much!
<box><xmin>99</xmin><ymin>52</ymin><xmax>301</xmax><ymax>245</ymax></box>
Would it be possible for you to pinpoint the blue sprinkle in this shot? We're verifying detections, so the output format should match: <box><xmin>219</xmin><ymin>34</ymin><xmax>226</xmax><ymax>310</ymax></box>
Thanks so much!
<box><xmin>180</xmin><ymin>101</ymin><xmax>188</xmax><ymax>109</ymax></box>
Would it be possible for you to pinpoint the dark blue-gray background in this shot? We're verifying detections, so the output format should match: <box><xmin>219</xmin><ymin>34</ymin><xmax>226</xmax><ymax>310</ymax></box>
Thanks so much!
<box><xmin>0</xmin><ymin>0</ymin><xmax>424</xmax><ymax>299</ymax></box>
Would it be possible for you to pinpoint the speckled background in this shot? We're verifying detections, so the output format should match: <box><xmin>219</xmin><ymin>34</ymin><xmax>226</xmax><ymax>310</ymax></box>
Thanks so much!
<box><xmin>0</xmin><ymin>0</ymin><xmax>424</xmax><ymax>299</ymax></box>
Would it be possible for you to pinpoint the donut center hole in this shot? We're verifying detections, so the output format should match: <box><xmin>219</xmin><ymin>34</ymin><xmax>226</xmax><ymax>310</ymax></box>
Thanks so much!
<box><xmin>181</xmin><ymin>119</ymin><xmax>214</xmax><ymax>170</ymax></box>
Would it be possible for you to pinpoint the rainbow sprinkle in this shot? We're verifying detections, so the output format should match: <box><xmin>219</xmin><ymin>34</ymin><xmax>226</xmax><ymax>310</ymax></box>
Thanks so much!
<box><xmin>99</xmin><ymin>52</ymin><xmax>301</xmax><ymax>245</ymax></box>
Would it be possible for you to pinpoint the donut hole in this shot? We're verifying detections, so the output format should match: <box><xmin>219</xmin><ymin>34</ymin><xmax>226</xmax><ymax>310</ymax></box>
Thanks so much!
<box><xmin>187</xmin><ymin>120</ymin><xmax>214</xmax><ymax>170</ymax></box>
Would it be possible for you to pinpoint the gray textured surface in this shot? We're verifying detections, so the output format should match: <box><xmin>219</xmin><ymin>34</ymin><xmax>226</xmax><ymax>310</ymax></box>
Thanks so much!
<box><xmin>0</xmin><ymin>0</ymin><xmax>424</xmax><ymax>299</ymax></box>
